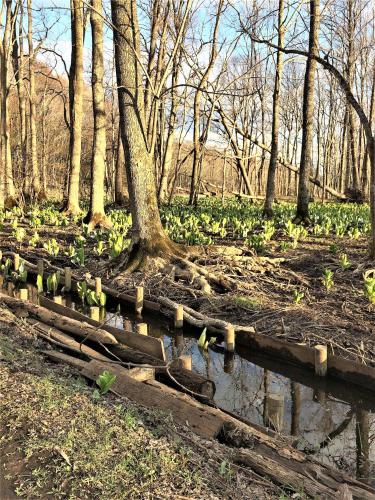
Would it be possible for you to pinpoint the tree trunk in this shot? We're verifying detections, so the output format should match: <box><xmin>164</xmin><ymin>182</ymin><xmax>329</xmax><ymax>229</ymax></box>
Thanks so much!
<box><xmin>294</xmin><ymin>0</ymin><xmax>320</xmax><ymax>223</ymax></box>
<box><xmin>27</xmin><ymin>0</ymin><xmax>41</xmax><ymax>200</ymax></box>
<box><xmin>189</xmin><ymin>0</ymin><xmax>224</xmax><ymax>206</ymax></box>
<box><xmin>84</xmin><ymin>0</ymin><xmax>111</xmax><ymax>230</ymax></box>
<box><xmin>114</xmin><ymin>127</ymin><xmax>128</xmax><ymax>205</ymax></box>
<box><xmin>263</xmin><ymin>0</ymin><xmax>285</xmax><ymax>217</ymax></box>
<box><xmin>1</xmin><ymin>0</ymin><xmax>16</xmax><ymax>207</ymax></box>
<box><xmin>111</xmin><ymin>0</ymin><xmax>181</xmax><ymax>271</ymax></box>
<box><xmin>11</xmin><ymin>2</ymin><xmax>28</xmax><ymax>197</ymax></box>
<box><xmin>65</xmin><ymin>0</ymin><xmax>84</xmax><ymax>215</ymax></box>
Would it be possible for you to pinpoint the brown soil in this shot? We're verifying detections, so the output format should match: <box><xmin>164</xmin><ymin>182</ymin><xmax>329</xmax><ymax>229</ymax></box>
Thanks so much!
<box><xmin>1</xmin><ymin>221</ymin><xmax>374</xmax><ymax>364</ymax></box>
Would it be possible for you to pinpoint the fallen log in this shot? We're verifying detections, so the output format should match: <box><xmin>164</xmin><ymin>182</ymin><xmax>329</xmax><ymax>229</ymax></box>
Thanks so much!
<box><xmin>43</xmin><ymin>349</ymin><xmax>155</xmax><ymax>382</ymax></box>
<box><xmin>109</xmin><ymin>343</ymin><xmax>216</xmax><ymax>400</ymax></box>
<box><xmin>39</xmin><ymin>296</ymin><xmax>165</xmax><ymax>361</ymax></box>
<box><xmin>81</xmin><ymin>359</ymin><xmax>224</xmax><ymax>439</ymax></box>
<box><xmin>29</xmin><ymin>320</ymin><xmax>112</xmax><ymax>362</ymax></box>
<box><xmin>81</xmin><ymin>359</ymin><xmax>374</xmax><ymax>500</ymax></box>
<box><xmin>0</xmin><ymin>293</ymin><xmax>117</xmax><ymax>345</ymax></box>
<box><xmin>37</xmin><ymin>296</ymin><xmax>214</xmax><ymax>399</ymax></box>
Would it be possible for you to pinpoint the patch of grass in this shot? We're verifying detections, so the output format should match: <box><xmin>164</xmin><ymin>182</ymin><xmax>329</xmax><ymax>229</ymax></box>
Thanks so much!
<box><xmin>0</xmin><ymin>367</ymin><xmax>209</xmax><ymax>499</ymax></box>
<box><xmin>232</xmin><ymin>295</ymin><xmax>261</xmax><ymax>311</ymax></box>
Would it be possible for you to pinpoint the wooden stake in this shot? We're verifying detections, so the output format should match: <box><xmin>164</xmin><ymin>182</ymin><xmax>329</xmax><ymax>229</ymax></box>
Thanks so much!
<box><xmin>123</xmin><ymin>319</ymin><xmax>133</xmax><ymax>332</ymax></box>
<box><xmin>37</xmin><ymin>259</ymin><xmax>44</xmax><ymax>278</ymax></box>
<box><xmin>174</xmin><ymin>304</ymin><xmax>184</xmax><ymax>328</ymax></box>
<box><xmin>19</xmin><ymin>288</ymin><xmax>28</xmax><ymax>301</ymax></box>
<box><xmin>0</xmin><ymin>250</ymin><xmax>2</xmax><ymax>262</ymax></box>
<box><xmin>265</xmin><ymin>394</ymin><xmax>284</xmax><ymax>431</ymax></box>
<box><xmin>224</xmin><ymin>352</ymin><xmax>234</xmax><ymax>374</ymax></box>
<box><xmin>136</xmin><ymin>323</ymin><xmax>148</xmax><ymax>336</ymax></box>
<box><xmin>90</xmin><ymin>306</ymin><xmax>100</xmax><ymax>321</ymax></box>
<box><xmin>178</xmin><ymin>354</ymin><xmax>192</xmax><ymax>371</ymax></box>
<box><xmin>225</xmin><ymin>325</ymin><xmax>235</xmax><ymax>352</ymax></box>
<box><xmin>14</xmin><ymin>253</ymin><xmax>20</xmax><ymax>271</ymax></box>
<box><xmin>64</xmin><ymin>267</ymin><xmax>72</xmax><ymax>292</ymax></box>
<box><xmin>135</xmin><ymin>286</ymin><xmax>144</xmax><ymax>315</ymax></box>
<box><xmin>314</xmin><ymin>345</ymin><xmax>328</xmax><ymax>377</ymax></box>
<box><xmin>95</xmin><ymin>277</ymin><xmax>102</xmax><ymax>295</ymax></box>
<box><xmin>53</xmin><ymin>295</ymin><xmax>63</xmax><ymax>305</ymax></box>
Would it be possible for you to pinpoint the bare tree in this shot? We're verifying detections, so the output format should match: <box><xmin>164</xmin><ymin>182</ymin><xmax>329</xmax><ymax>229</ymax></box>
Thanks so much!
<box><xmin>84</xmin><ymin>0</ymin><xmax>111</xmax><ymax>230</ymax></box>
<box><xmin>65</xmin><ymin>0</ymin><xmax>84</xmax><ymax>214</ymax></box>
<box><xmin>263</xmin><ymin>0</ymin><xmax>285</xmax><ymax>217</ymax></box>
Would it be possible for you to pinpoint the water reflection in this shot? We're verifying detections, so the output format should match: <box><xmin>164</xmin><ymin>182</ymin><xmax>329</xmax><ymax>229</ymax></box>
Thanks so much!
<box><xmin>4</xmin><ymin>283</ymin><xmax>374</xmax><ymax>484</ymax></box>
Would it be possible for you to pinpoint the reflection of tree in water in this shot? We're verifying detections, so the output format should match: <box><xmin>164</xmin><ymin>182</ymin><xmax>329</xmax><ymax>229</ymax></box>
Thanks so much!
<box><xmin>109</xmin><ymin>318</ymin><xmax>375</xmax><ymax>483</ymax></box>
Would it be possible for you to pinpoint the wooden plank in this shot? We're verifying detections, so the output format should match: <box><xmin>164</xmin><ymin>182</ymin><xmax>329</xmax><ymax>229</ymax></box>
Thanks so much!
<box><xmin>236</xmin><ymin>330</ymin><xmax>315</xmax><ymax>368</ymax></box>
<box><xmin>39</xmin><ymin>296</ymin><xmax>166</xmax><ymax>361</ymax></box>
<box><xmin>42</xmin><ymin>350</ymin><xmax>89</xmax><ymax>370</ymax></box>
<box><xmin>128</xmin><ymin>367</ymin><xmax>155</xmax><ymax>382</ymax></box>
<box><xmin>328</xmin><ymin>355</ymin><xmax>375</xmax><ymax>392</ymax></box>
<box><xmin>29</xmin><ymin>320</ymin><xmax>112</xmax><ymax>362</ymax></box>
<box><xmin>81</xmin><ymin>360</ymin><xmax>225</xmax><ymax>440</ymax></box>
<box><xmin>0</xmin><ymin>293</ymin><xmax>117</xmax><ymax>345</ymax></box>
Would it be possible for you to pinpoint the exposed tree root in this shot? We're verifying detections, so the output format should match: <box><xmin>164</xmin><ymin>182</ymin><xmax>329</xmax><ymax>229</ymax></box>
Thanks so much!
<box><xmin>292</xmin><ymin>214</ymin><xmax>312</xmax><ymax>226</ymax></box>
<box><xmin>83</xmin><ymin>212</ymin><xmax>113</xmax><ymax>232</ymax></box>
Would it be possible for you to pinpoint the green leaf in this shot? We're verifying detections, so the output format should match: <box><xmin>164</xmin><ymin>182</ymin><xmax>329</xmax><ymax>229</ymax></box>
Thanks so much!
<box><xmin>96</xmin><ymin>371</ymin><xmax>116</xmax><ymax>395</ymax></box>
<box><xmin>198</xmin><ymin>327</ymin><xmax>207</xmax><ymax>349</ymax></box>
<box><xmin>36</xmin><ymin>274</ymin><xmax>43</xmax><ymax>294</ymax></box>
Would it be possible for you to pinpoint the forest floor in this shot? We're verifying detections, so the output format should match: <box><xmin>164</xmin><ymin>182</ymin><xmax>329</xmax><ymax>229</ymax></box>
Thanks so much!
<box><xmin>1</xmin><ymin>200</ymin><xmax>374</xmax><ymax>498</ymax></box>
<box><xmin>0</xmin><ymin>199</ymin><xmax>373</xmax><ymax>364</ymax></box>
<box><xmin>0</xmin><ymin>307</ymin><xmax>279</xmax><ymax>499</ymax></box>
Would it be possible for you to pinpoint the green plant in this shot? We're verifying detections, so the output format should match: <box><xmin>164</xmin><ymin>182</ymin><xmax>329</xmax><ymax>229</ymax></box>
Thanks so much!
<box><xmin>46</xmin><ymin>272</ymin><xmax>60</xmax><ymax>295</ymax></box>
<box><xmin>77</xmin><ymin>281</ymin><xmax>88</xmax><ymax>304</ymax></box>
<box><xmin>197</xmin><ymin>328</ymin><xmax>216</xmax><ymax>351</ymax></box>
<box><xmin>1</xmin><ymin>258</ymin><xmax>12</xmax><ymax>278</ymax></box>
<box><xmin>28</xmin><ymin>232</ymin><xmax>40</xmax><ymax>248</ymax></box>
<box><xmin>95</xmin><ymin>240</ymin><xmax>106</xmax><ymax>256</ymax></box>
<box><xmin>36</xmin><ymin>274</ymin><xmax>44</xmax><ymax>294</ymax></box>
<box><xmin>11</xmin><ymin>260</ymin><xmax>28</xmax><ymax>284</ymax></box>
<box><xmin>279</xmin><ymin>241</ymin><xmax>290</xmax><ymax>252</ymax></box>
<box><xmin>247</xmin><ymin>234</ymin><xmax>266</xmax><ymax>254</ymax></box>
<box><xmin>329</xmin><ymin>243</ymin><xmax>339</xmax><ymax>254</ymax></box>
<box><xmin>86</xmin><ymin>289</ymin><xmax>107</xmax><ymax>307</ymax></box>
<box><xmin>43</xmin><ymin>238</ymin><xmax>60</xmax><ymax>257</ymax></box>
<box><xmin>363</xmin><ymin>271</ymin><xmax>375</xmax><ymax>304</ymax></box>
<box><xmin>12</xmin><ymin>227</ymin><xmax>26</xmax><ymax>243</ymax></box>
<box><xmin>348</xmin><ymin>227</ymin><xmax>361</xmax><ymax>240</ymax></box>
<box><xmin>322</xmin><ymin>268</ymin><xmax>334</xmax><ymax>291</ymax></box>
<box><xmin>94</xmin><ymin>371</ymin><xmax>117</xmax><ymax>398</ymax></box>
<box><xmin>72</xmin><ymin>246</ymin><xmax>85</xmax><ymax>267</ymax></box>
<box><xmin>339</xmin><ymin>253</ymin><xmax>351</xmax><ymax>270</ymax></box>
<box><xmin>293</xmin><ymin>289</ymin><xmax>304</xmax><ymax>304</ymax></box>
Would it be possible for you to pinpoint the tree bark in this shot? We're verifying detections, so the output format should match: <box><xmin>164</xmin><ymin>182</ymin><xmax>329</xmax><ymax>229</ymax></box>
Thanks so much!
<box><xmin>114</xmin><ymin>126</ymin><xmax>128</xmax><ymax>205</ymax></box>
<box><xmin>65</xmin><ymin>0</ymin><xmax>84</xmax><ymax>215</ymax></box>
<box><xmin>84</xmin><ymin>0</ymin><xmax>111</xmax><ymax>230</ymax></box>
<box><xmin>27</xmin><ymin>0</ymin><xmax>41</xmax><ymax>200</ymax></box>
<box><xmin>111</xmin><ymin>0</ymin><xmax>181</xmax><ymax>271</ymax></box>
<box><xmin>263</xmin><ymin>0</ymin><xmax>285</xmax><ymax>217</ymax></box>
<box><xmin>294</xmin><ymin>0</ymin><xmax>320</xmax><ymax>223</ymax></box>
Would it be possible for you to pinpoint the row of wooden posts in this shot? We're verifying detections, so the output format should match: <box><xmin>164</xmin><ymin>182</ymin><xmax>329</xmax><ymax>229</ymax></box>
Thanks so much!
<box><xmin>7</xmin><ymin>252</ymin><xmax>328</xmax><ymax>375</ymax></box>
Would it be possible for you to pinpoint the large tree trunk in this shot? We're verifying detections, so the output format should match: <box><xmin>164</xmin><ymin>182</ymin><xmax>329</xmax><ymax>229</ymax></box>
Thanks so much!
<box><xmin>84</xmin><ymin>0</ymin><xmax>111</xmax><ymax>230</ymax></box>
<box><xmin>263</xmin><ymin>0</ymin><xmax>285</xmax><ymax>217</ymax></box>
<box><xmin>1</xmin><ymin>0</ymin><xmax>16</xmax><ymax>207</ymax></box>
<box><xmin>114</xmin><ymin>127</ymin><xmax>128</xmax><ymax>205</ymax></box>
<box><xmin>27</xmin><ymin>0</ymin><xmax>41</xmax><ymax>200</ymax></box>
<box><xmin>65</xmin><ymin>0</ymin><xmax>84</xmax><ymax>215</ymax></box>
<box><xmin>111</xmin><ymin>0</ymin><xmax>181</xmax><ymax>271</ymax></box>
<box><xmin>294</xmin><ymin>0</ymin><xmax>320</xmax><ymax>223</ymax></box>
<box><xmin>11</xmin><ymin>2</ymin><xmax>28</xmax><ymax>198</ymax></box>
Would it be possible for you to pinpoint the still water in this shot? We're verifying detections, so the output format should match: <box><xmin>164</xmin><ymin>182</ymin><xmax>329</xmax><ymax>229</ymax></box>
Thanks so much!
<box><xmin>6</xmin><ymin>282</ymin><xmax>375</xmax><ymax>485</ymax></box>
